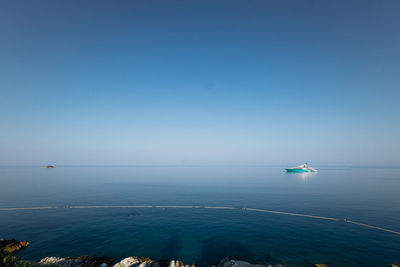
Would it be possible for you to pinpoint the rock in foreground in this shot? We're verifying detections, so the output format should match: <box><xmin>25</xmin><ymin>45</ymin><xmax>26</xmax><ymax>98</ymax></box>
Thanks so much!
<box><xmin>113</xmin><ymin>256</ymin><xmax>159</xmax><ymax>267</ymax></box>
<box><xmin>39</xmin><ymin>257</ymin><xmax>82</xmax><ymax>267</ymax></box>
<box><xmin>39</xmin><ymin>255</ymin><xmax>115</xmax><ymax>267</ymax></box>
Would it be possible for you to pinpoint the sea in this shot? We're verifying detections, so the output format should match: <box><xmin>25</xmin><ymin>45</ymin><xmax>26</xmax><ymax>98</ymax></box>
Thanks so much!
<box><xmin>0</xmin><ymin>165</ymin><xmax>399</xmax><ymax>267</ymax></box>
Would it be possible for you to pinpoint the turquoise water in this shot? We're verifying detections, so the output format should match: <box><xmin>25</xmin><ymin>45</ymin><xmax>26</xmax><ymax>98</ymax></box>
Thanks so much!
<box><xmin>0</xmin><ymin>166</ymin><xmax>399</xmax><ymax>266</ymax></box>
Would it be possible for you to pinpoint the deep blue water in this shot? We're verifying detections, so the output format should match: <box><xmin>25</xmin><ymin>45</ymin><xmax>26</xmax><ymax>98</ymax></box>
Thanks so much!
<box><xmin>0</xmin><ymin>166</ymin><xmax>399</xmax><ymax>267</ymax></box>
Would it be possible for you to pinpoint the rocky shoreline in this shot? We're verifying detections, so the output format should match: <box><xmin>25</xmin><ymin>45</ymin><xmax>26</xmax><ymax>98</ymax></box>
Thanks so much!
<box><xmin>38</xmin><ymin>256</ymin><xmax>290</xmax><ymax>267</ymax></box>
<box><xmin>1</xmin><ymin>239</ymin><xmax>399</xmax><ymax>267</ymax></box>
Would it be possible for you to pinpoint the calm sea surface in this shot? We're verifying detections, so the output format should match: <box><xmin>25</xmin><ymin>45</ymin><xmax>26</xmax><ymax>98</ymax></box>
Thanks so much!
<box><xmin>1</xmin><ymin>166</ymin><xmax>399</xmax><ymax>267</ymax></box>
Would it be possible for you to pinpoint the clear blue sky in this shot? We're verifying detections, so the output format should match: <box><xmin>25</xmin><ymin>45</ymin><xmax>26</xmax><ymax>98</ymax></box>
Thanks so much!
<box><xmin>0</xmin><ymin>0</ymin><xmax>399</xmax><ymax>166</ymax></box>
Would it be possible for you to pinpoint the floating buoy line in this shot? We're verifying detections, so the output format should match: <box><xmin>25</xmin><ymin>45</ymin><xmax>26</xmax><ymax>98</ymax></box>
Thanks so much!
<box><xmin>1</xmin><ymin>205</ymin><xmax>399</xmax><ymax>237</ymax></box>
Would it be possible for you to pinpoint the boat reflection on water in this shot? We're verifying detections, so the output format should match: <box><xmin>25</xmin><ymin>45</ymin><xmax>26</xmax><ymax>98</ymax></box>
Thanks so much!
<box><xmin>286</xmin><ymin>171</ymin><xmax>317</xmax><ymax>184</ymax></box>
<box><xmin>298</xmin><ymin>171</ymin><xmax>316</xmax><ymax>183</ymax></box>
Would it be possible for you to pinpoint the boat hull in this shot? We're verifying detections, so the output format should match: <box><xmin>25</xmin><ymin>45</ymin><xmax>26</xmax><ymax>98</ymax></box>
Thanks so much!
<box><xmin>285</xmin><ymin>168</ymin><xmax>311</xmax><ymax>173</ymax></box>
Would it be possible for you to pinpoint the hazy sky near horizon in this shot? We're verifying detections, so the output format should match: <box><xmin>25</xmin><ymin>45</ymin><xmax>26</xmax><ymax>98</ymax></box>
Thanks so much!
<box><xmin>1</xmin><ymin>0</ymin><xmax>399</xmax><ymax>166</ymax></box>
